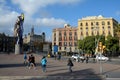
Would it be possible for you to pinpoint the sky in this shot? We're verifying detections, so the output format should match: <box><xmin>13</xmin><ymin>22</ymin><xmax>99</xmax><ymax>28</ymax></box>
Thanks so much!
<box><xmin>0</xmin><ymin>0</ymin><xmax>120</xmax><ymax>41</ymax></box>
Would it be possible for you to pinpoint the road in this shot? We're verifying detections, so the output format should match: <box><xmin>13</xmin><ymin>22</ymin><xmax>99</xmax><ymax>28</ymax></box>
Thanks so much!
<box><xmin>0</xmin><ymin>53</ymin><xmax>120</xmax><ymax>80</ymax></box>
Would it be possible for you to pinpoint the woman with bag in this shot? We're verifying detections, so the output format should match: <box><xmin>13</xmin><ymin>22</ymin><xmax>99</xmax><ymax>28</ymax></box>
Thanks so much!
<box><xmin>67</xmin><ymin>58</ymin><xmax>74</xmax><ymax>72</ymax></box>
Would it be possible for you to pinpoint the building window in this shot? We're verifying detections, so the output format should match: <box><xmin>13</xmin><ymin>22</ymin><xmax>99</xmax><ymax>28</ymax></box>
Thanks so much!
<box><xmin>64</xmin><ymin>31</ymin><xmax>66</xmax><ymax>36</ymax></box>
<box><xmin>69</xmin><ymin>36</ymin><xmax>72</xmax><ymax>40</ymax></box>
<box><xmin>97</xmin><ymin>31</ymin><xmax>99</xmax><ymax>35</ymax></box>
<box><xmin>69</xmin><ymin>32</ymin><xmax>72</xmax><ymax>36</ymax></box>
<box><xmin>80</xmin><ymin>27</ymin><xmax>83</xmax><ymax>30</ymax></box>
<box><xmin>80</xmin><ymin>23</ymin><xmax>83</xmax><ymax>26</ymax></box>
<box><xmin>64</xmin><ymin>37</ymin><xmax>67</xmax><ymax>41</ymax></box>
<box><xmin>103</xmin><ymin>31</ymin><xmax>105</xmax><ymax>35</ymax></box>
<box><xmin>86</xmin><ymin>27</ymin><xmax>88</xmax><ymax>30</ymax></box>
<box><xmin>59</xmin><ymin>37</ymin><xmax>62</xmax><ymax>41</ymax></box>
<box><xmin>64</xmin><ymin>42</ymin><xmax>67</xmax><ymax>46</ymax></box>
<box><xmin>107</xmin><ymin>21</ymin><xmax>110</xmax><ymax>25</ymax></box>
<box><xmin>69</xmin><ymin>42</ymin><xmax>72</xmax><ymax>46</ymax></box>
<box><xmin>64</xmin><ymin>47</ymin><xmax>66</xmax><ymax>50</ymax></box>
<box><xmin>96</xmin><ymin>22</ymin><xmax>99</xmax><ymax>26</ymax></box>
<box><xmin>54</xmin><ymin>37</ymin><xmax>56</xmax><ymax>41</ymax></box>
<box><xmin>91</xmin><ymin>27</ymin><xmax>94</xmax><ymax>30</ymax></box>
<box><xmin>74</xmin><ymin>32</ymin><xmax>77</xmax><ymax>36</ymax></box>
<box><xmin>70</xmin><ymin>47</ymin><xmax>72</xmax><ymax>52</ymax></box>
<box><xmin>86</xmin><ymin>32</ymin><xmax>88</xmax><ymax>36</ymax></box>
<box><xmin>108</xmin><ymin>31</ymin><xmax>111</xmax><ymax>35</ymax></box>
<box><xmin>102</xmin><ymin>26</ymin><xmax>104</xmax><ymax>30</ymax></box>
<box><xmin>108</xmin><ymin>26</ymin><xmax>111</xmax><ymax>29</ymax></box>
<box><xmin>54</xmin><ymin>33</ymin><xmax>56</xmax><ymax>36</ymax></box>
<box><xmin>74</xmin><ymin>42</ymin><xmax>77</xmax><ymax>46</ymax></box>
<box><xmin>92</xmin><ymin>31</ymin><xmax>94</xmax><ymax>36</ymax></box>
<box><xmin>81</xmin><ymin>32</ymin><xmax>83</xmax><ymax>36</ymax></box>
<box><xmin>102</xmin><ymin>21</ymin><xmax>105</xmax><ymax>25</ymax></box>
<box><xmin>59</xmin><ymin>47</ymin><xmax>61</xmax><ymax>50</ymax></box>
<box><xmin>86</xmin><ymin>22</ymin><xmax>88</xmax><ymax>26</ymax></box>
<box><xmin>91</xmin><ymin>22</ymin><xmax>93</xmax><ymax>26</ymax></box>
<box><xmin>74</xmin><ymin>36</ymin><xmax>77</xmax><ymax>40</ymax></box>
<box><xmin>59</xmin><ymin>42</ymin><xmax>62</xmax><ymax>46</ymax></box>
<box><xmin>59</xmin><ymin>32</ymin><xmax>61</xmax><ymax>36</ymax></box>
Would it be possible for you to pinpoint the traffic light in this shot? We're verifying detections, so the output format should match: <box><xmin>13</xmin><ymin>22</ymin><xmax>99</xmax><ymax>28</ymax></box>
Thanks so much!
<box><xmin>98</xmin><ymin>42</ymin><xmax>103</xmax><ymax>52</ymax></box>
<box><xmin>102</xmin><ymin>45</ymin><xmax>106</xmax><ymax>53</ymax></box>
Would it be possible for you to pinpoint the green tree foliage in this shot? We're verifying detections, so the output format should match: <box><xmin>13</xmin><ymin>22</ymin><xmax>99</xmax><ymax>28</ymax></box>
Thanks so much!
<box><xmin>105</xmin><ymin>35</ymin><xmax>119</xmax><ymax>52</ymax></box>
<box><xmin>78</xmin><ymin>35</ymin><xmax>108</xmax><ymax>54</ymax></box>
<box><xmin>78</xmin><ymin>36</ymin><xmax>95</xmax><ymax>54</ymax></box>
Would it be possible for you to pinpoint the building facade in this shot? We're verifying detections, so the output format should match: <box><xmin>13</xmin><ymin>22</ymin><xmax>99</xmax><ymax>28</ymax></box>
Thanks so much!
<box><xmin>23</xmin><ymin>27</ymin><xmax>45</xmax><ymax>51</ymax></box>
<box><xmin>78</xmin><ymin>15</ymin><xmax>118</xmax><ymax>40</ymax></box>
<box><xmin>52</xmin><ymin>24</ymin><xmax>78</xmax><ymax>52</ymax></box>
<box><xmin>23</xmin><ymin>27</ymin><xmax>45</xmax><ymax>44</ymax></box>
<box><xmin>0</xmin><ymin>33</ymin><xmax>16</xmax><ymax>52</ymax></box>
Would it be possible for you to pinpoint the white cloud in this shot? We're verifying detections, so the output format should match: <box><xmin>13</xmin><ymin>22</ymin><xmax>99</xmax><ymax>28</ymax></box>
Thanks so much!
<box><xmin>0</xmin><ymin>11</ymin><xmax>19</xmax><ymax>35</ymax></box>
<box><xmin>0</xmin><ymin>0</ymin><xmax>81</xmax><ymax>37</ymax></box>
<box><xmin>36</xmin><ymin>17</ymin><xmax>67</xmax><ymax>27</ymax></box>
<box><xmin>0</xmin><ymin>1</ymin><xmax>20</xmax><ymax>35</ymax></box>
<box><xmin>11</xmin><ymin>0</ymin><xmax>81</xmax><ymax>16</ymax></box>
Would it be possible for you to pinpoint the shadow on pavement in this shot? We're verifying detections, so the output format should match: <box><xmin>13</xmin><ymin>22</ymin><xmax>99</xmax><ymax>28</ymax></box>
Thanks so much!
<box><xmin>47</xmin><ymin>65</ymin><xmax>63</xmax><ymax>68</ymax></box>
<box><xmin>0</xmin><ymin>63</ymin><xmax>40</xmax><ymax>68</ymax></box>
<box><xmin>103</xmin><ymin>67</ymin><xmax>120</xmax><ymax>74</ymax></box>
<box><xmin>16</xmin><ymin>69</ymin><xmax>104</xmax><ymax>80</ymax></box>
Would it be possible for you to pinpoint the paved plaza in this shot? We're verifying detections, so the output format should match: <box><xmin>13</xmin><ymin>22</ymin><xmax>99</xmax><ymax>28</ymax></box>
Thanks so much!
<box><xmin>0</xmin><ymin>53</ymin><xmax>120</xmax><ymax>80</ymax></box>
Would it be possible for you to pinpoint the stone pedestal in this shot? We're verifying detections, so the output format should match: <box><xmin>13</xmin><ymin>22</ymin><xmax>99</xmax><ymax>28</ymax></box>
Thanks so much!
<box><xmin>15</xmin><ymin>44</ymin><xmax>20</xmax><ymax>54</ymax></box>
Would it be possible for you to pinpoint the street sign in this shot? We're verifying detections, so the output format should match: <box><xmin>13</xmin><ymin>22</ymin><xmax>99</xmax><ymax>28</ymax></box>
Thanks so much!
<box><xmin>54</xmin><ymin>45</ymin><xmax>58</xmax><ymax>53</ymax></box>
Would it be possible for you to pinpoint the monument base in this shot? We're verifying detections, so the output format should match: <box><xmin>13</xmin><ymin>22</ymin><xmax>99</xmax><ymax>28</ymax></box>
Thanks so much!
<box><xmin>15</xmin><ymin>44</ymin><xmax>20</xmax><ymax>54</ymax></box>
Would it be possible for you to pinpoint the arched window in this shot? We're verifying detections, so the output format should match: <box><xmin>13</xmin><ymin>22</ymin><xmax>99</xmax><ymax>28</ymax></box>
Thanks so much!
<box><xmin>102</xmin><ymin>21</ymin><xmax>105</xmax><ymax>25</ymax></box>
<box><xmin>81</xmin><ymin>32</ymin><xmax>83</xmax><ymax>35</ymax></box>
<box><xmin>80</xmin><ymin>23</ymin><xmax>83</xmax><ymax>26</ymax></box>
<box><xmin>86</xmin><ymin>22</ymin><xmax>88</xmax><ymax>26</ymax></box>
<box><xmin>91</xmin><ymin>22</ymin><xmax>93</xmax><ymax>26</ymax></box>
<box><xmin>96</xmin><ymin>22</ymin><xmax>99</xmax><ymax>26</ymax></box>
<box><xmin>107</xmin><ymin>21</ymin><xmax>110</xmax><ymax>25</ymax></box>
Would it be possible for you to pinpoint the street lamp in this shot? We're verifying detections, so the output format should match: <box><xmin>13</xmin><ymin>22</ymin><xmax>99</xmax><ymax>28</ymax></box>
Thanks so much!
<box><xmin>93</xmin><ymin>22</ymin><xmax>103</xmax><ymax>74</ymax></box>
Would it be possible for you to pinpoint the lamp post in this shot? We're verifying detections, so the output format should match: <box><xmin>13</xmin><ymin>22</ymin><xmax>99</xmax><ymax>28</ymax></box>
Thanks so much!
<box><xmin>98</xmin><ymin>42</ymin><xmax>103</xmax><ymax>74</ymax></box>
<box><xmin>93</xmin><ymin>23</ymin><xmax>99</xmax><ymax>54</ymax></box>
<box><xmin>93</xmin><ymin>22</ymin><xmax>103</xmax><ymax>74</ymax></box>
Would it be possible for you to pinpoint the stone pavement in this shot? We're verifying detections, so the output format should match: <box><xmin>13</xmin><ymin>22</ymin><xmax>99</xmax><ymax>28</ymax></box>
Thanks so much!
<box><xmin>0</xmin><ymin>53</ymin><xmax>120</xmax><ymax>80</ymax></box>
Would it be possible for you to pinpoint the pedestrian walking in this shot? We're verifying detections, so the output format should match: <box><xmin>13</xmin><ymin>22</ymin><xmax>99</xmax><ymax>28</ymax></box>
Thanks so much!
<box><xmin>85</xmin><ymin>56</ymin><xmax>89</xmax><ymax>63</ymax></box>
<box><xmin>58</xmin><ymin>52</ymin><xmax>61</xmax><ymax>60</ymax></box>
<box><xmin>41</xmin><ymin>56</ymin><xmax>47</xmax><ymax>72</ymax></box>
<box><xmin>23</xmin><ymin>52</ymin><xmax>27</xmax><ymax>65</ymax></box>
<box><xmin>67</xmin><ymin>58</ymin><xmax>74</xmax><ymax>72</ymax></box>
<box><xmin>28</xmin><ymin>54</ymin><xmax>36</xmax><ymax>69</ymax></box>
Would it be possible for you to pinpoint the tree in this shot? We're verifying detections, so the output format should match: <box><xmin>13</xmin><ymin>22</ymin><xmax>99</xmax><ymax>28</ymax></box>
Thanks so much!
<box><xmin>105</xmin><ymin>35</ymin><xmax>119</xmax><ymax>56</ymax></box>
<box><xmin>115</xmin><ymin>23</ymin><xmax>120</xmax><ymax>51</ymax></box>
<box><xmin>78</xmin><ymin>36</ymin><xmax>96</xmax><ymax>54</ymax></box>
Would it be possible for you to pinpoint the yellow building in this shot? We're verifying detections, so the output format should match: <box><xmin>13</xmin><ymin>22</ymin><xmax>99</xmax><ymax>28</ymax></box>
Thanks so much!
<box><xmin>78</xmin><ymin>15</ymin><xmax>118</xmax><ymax>40</ymax></box>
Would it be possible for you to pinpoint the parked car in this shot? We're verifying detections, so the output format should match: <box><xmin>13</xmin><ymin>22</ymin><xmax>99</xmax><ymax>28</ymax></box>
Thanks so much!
<box><xmin>96</xmin><ymin>54</ymin><xmax>109</xmax><ymax>61</ymax></box>
<box><xmin>71</xmin><ymin>54</ymin><xmax>85</xmax><ymax>62</ymax></box>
